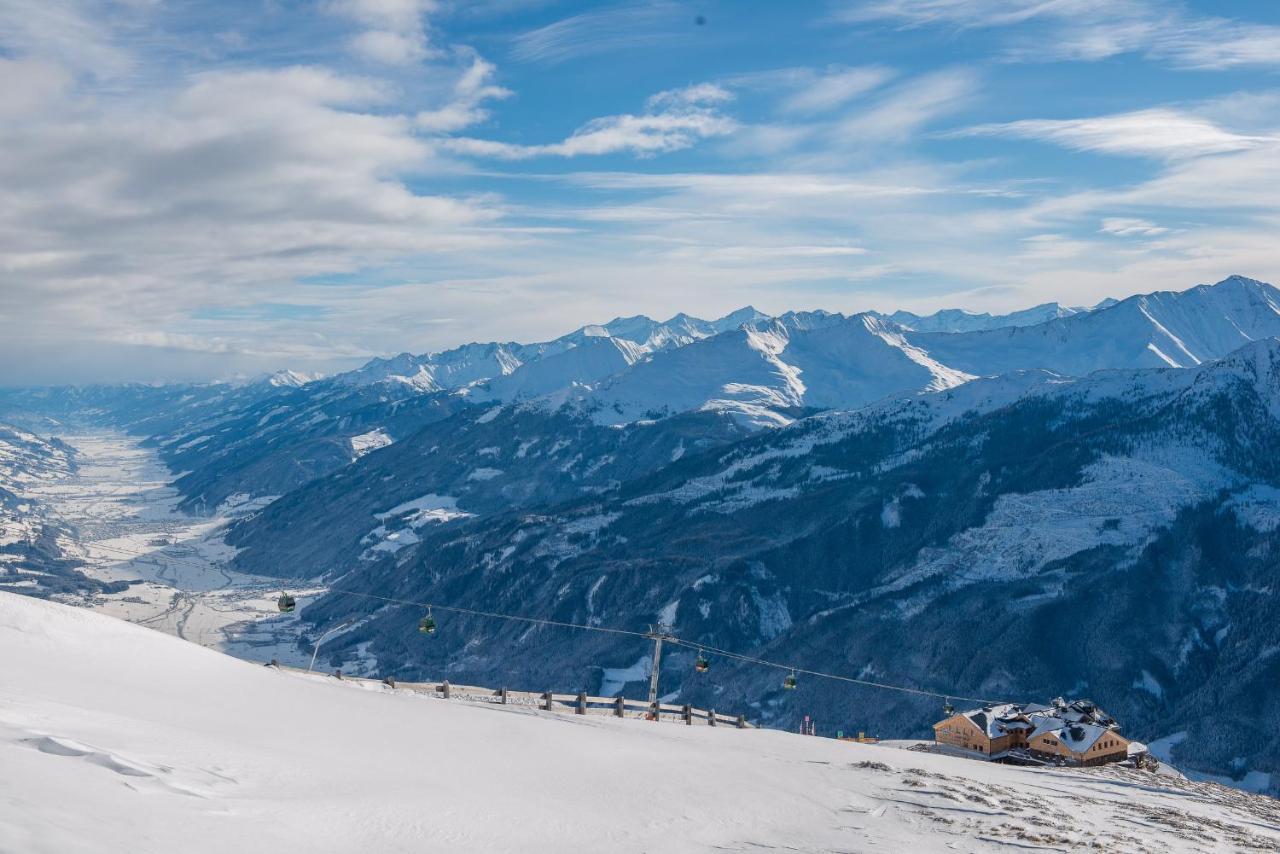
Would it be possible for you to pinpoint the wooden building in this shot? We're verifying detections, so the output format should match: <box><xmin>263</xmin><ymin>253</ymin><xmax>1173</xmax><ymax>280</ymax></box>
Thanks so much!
<box><xmin>932</xmin><ymin>698</ymin><xmax>1130</xmax><ymax>767</ymax></box>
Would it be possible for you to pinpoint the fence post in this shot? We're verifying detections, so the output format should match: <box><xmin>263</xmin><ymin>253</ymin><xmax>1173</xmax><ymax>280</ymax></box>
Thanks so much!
<box><xmin>577</xmin><ymin>692</ymin><xmax>587</xmax><ymax>715</ymax></box>
<box><xmin>441</xmin><ymin>680</ymin><xmax>451</xmax><ymax>699</ymax></box>
<box><xmin>737</xmin><ymin>714</ymin><xmax>747</xmax><ymax>729</ymax></box>
<box><xmin>500</xmin><ymin>687</ymin><xmax>508</xmax><ymax>705</ymax></box>
<box><xmin>683</xmin><ymin>704</ymin><xmax>693</xmax><ymax>725</ymax></box>
<box><xmin>708</xmin><ymin>709</ymin><xmax>717</xmax><ymax>727</ymax></box>
<box><xmin>614</xmin><ymin>696</ymin><xmax>625</xmax><ymax>718</ymax></box>
<box><xmin>543</xmin><ymin>691</ymin><xmax>553</xmax><ymax>711</ymax></box>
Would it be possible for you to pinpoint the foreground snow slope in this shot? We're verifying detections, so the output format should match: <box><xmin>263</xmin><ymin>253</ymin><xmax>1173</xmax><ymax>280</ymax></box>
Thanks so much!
<box><xmin>3</xmin><ymin>593</ymin><xmax>1279</xmax><ymax>854</ymax></box>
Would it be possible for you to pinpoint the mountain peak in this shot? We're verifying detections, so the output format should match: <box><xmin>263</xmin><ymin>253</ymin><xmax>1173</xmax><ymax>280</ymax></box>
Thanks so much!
<box><xmin>264</xmin><ymin>369</ymin><xmax>321</xmax><ymax>388</ymax></box>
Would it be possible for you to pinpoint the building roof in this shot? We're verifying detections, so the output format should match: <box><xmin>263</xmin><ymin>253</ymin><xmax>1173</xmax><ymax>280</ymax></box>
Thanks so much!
<box><xmin>1040</xmin><ymin>721</ymin><xmax>1117</xmax><ymax>754</ymax></box>
<box><xmin>944</xmin><ymin>697</ymin><xmax>1123</xmax><ymax>747</ymax></box>
<box><xmin>959</xmin><ymin>704</ymin><xmax>1032</xmax><ymax>739</ymax></box>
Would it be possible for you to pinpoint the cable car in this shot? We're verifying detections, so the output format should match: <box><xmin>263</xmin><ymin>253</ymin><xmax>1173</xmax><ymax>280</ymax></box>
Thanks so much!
<box><xmin>694</xmin><ymin>650</ymin><xmax>710</xmax><ymax>673</ymax></box>
<box><xmin>418</xmin><ymin>606</ymin><xmax>436</xmax><ymax>635</ymax></box>
<box><xmin>943</xmin><ymin>698</ymin><xmax>955</xmax><ymax>717</ymax></box>
<box><xmin>783</xmin><ymin>670</ymin><xmax>798</xmax><ymax>690</ymax></box>
<box><xmin>277</xmin><ymin>593</ymin><xmax>296</xmax><ymax>613</ymax></box>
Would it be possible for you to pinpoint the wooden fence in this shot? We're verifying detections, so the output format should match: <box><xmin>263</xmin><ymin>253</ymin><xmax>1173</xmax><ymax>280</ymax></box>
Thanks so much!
<box><xmin>273</xmin><ymin>663</ymin><xmax>752</xmax><ymax>729</ymax></box>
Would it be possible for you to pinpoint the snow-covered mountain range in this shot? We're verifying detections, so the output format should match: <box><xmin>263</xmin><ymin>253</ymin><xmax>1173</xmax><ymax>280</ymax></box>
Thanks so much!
<box><xmin>5</xmin><ymin>274</ymin><xmax>1280</xmax><ymax>793</ymax></box>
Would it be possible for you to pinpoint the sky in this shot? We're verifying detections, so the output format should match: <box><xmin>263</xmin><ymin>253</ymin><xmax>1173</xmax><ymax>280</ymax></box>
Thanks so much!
<box><xmin>3</xmin><ymin>0</ymin><xmax>1280</xmax><ymax>384</ymax></box>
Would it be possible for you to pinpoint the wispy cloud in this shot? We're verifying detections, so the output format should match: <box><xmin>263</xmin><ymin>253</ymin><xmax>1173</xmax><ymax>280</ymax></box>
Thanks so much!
<box><xmin>842</xmin><ymin>0</ymin><xmax>1280</xmax><ymax>70</ymax></box>
<box><xmin>837</xmin><ymin>67</ymin><xmax>979</xmax><ymax>140</ymax></box>
<box><xmin>954</xmin><ymin>108</ymin><xmax>1274</xmax><ymax>160</ymax></box>
<box><xmin>416</xmin><ymin>54</ymin><xmax>512</xmax><ymax>132</ymax></box>
<box><xmin>445</xmin><ymin>84</ymin><xmax>736</xmax><ymax>159</ymax></box>
<box><xmin>511</xmin><ymin>3</ymin><xmax>696</xmax><ymax>65</ymax></box>
<box><xmin>781</xmin><ymin>66</ymin><xmax>895</xmax><ymax>115</ymax></box>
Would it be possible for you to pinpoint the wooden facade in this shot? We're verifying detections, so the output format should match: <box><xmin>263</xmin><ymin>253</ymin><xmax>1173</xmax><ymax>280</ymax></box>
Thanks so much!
<box><xmin>1029</xmin><ymin>729</ymin><xmax>1129</xmax><ymax>766</ymax></box>
<box><xmin>932</xmin><ymin>713</ymin><xmax>1013</xmax><ymax>755</ymax></box>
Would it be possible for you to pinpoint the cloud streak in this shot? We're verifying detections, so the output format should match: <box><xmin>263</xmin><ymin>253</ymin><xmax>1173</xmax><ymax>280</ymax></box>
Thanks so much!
<box><xmin>843</xmin><ymin>0</ymin><xmax>1280</xmax><ymax>70</ymax></box>
<box><xmin>955</xmin><ymin>108</ymin><xmax>1275</xmax><ymax>160</ymax></box>
<box><xmin>444</xmin><ymin>84</ymin><xmax>736</xmax><ymax>159</ymax></box>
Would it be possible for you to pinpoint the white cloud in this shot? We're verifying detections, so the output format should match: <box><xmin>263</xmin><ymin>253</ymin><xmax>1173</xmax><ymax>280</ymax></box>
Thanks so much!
<box><xmin>445</xmin><ymin>85</ymin><xmax>736</xmax><ymax>159</ymax></box>
<box><xmin>0</xmin><ymin>63</ymin><xmax>508</xmax><ymax>381</ymax></box>
<box><xmin>0</xmin><ymin>58</ymin><xmax>72</xmax><ymax>117</ymax></box>
<box><xmin>957</xmin><ymin>108</ymin><xmax>1273</xmax><ymax>159</ymax></box>
<box><xmin>350</xmin><ymin>29</ymin><xmax>428</xmax><ymax>64</ymax></box>
<box><xmin>646</xmin><ymin>82</ymin><xmax>734</xmax><ymax>110</ymax></box>
<box><xmin>328</xmin><ymin>0</ymin><xmax>435</xmax><ymax>65</ymax></box>
<box><xmin>1100</xmin><ymin>217</ymin><xmax>1168</xmax><ymax>237</ymax></box>
<box><xmin>415</xmin><ymin>55</ymin><xmax>512</xmax><ymax>133</ymax></box>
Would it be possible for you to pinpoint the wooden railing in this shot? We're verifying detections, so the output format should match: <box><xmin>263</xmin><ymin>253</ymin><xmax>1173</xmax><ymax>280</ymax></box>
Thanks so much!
<box><xmin>273</xmin><ymin>663</ymin><xmax>752</xmax><ymax>729</ymax></box>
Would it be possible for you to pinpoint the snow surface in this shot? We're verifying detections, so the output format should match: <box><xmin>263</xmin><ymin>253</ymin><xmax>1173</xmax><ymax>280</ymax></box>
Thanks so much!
<box><xmin>361</xmin><ymin>494</ymin><xmax>472</xmax><ymax>558</ymax></box>
<box><xmin>4</xmin><ymin>592</ymin><xmax>1280</xmax><ymax>853</ymax></box>
<box><xmin>349</xmin><ymin>428</ymin><xmax>392</xmax><ymax>458</ymax></box>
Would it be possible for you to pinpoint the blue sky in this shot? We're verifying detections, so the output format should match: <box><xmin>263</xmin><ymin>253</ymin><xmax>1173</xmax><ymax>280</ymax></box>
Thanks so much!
<box><xmin>2</xmin><ymin>0</ymin><xmax>1280</xmax><ymax>383</ymax></box>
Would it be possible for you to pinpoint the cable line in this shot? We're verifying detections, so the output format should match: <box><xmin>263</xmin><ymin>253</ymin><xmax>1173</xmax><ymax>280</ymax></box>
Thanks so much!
<box><xmin>65</xmin><ymin>538</ymin><xmax>1006</xmax><ymax>707</ymax></box>
<box><xmin>325</xmin><ymin>587</ymin><xmax>652</xmax><ymax>639</ymax></box>
<box><xmin>663</xmin><ymin>637</ymin><xmax>1002</xmax><ymax>706</ymax></box>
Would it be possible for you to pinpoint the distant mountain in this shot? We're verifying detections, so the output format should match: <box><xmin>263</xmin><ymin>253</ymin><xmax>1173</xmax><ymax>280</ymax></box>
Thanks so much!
<box><xmin>5</xmin><ymin>276</ymin><xmax>1278</xmax><ymax>516</ymax></box>
<box><xmin>336</xmin><ymin>307</ymin><xmax>771</xmax><ymax>393</ymax></box>
<box><xmin>571</xmin><ymin>276</ymin><xmax>1280</xmax><ymax>428</ymax></box>
<box><xmin>882</xmin><ymin>301</ymin><xmax>1090</xmax><ymax>333</ymax></box>
<box><xmin>911</xmin><ymin>275</ymin><xmax>1280</xmax><ymax>377</ymax></box>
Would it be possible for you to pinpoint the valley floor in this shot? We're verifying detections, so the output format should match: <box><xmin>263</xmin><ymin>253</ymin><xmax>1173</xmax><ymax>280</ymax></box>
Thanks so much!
<box><xmin>3</xmin><ymin>592</ymin><xmax>1279</xmax><ymax>854</ymax></box>
<box><xmin>24</xmin><ymin>430</ymin><xmax>322</xmax><ymax>665</ymax></box>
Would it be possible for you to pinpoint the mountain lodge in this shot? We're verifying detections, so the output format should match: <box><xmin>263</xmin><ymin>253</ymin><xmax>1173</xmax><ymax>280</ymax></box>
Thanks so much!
<box><xmin>932</xmin><ymin>698</ymin><xmax>1132</xmax><ymax>766</ymax></box>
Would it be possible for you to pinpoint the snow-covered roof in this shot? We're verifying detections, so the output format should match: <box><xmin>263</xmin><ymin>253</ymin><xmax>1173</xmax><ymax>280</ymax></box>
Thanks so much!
<box><xmin>1050</xmin><ymin>722</ymin><xmax>1113</xmax><ymax>754</ymax></box>
<box><xmin>953</xmin><ymin>698</ymin><xmax>1121</xmax><ymax>745</ymax></box>
<box><xmin>960</xmin><ymin>704</ymin><xmax>1032</xmax><ymax>739</ymax></box>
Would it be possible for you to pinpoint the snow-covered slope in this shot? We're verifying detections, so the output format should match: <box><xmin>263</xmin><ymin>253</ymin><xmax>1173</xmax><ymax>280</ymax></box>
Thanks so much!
<box><xmin>474</xmin><ymin>336</ymin><xmax>646</xmax><ymax>402</ymax></box>
<box><xmin>4</xmin><ymin>592</ymin><xmax>1278</xmax><ymax>854</ymax></box>
<box><xmin>581</xmin><ymin>313</ymin><xmax>973</xmax><ymax>428</ymax></box>
<box><xmin>883</xmin><ymin>301</ymin><xmax>1090</xmax><ymax>333</ymax></box>
<box><xmin>914</xmin><ymin>275</ymin><xmax>1280</xmax><ymax>376</ymax></box>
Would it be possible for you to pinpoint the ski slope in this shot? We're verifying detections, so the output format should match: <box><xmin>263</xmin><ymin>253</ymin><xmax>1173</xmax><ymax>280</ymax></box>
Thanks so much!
<box><xmin>3</xmin><ymin>594</ymin><xmax>1279</xmax><ymax>853</ymax></box>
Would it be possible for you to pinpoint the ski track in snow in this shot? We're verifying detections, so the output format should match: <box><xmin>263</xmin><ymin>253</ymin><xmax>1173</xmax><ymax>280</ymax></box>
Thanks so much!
<box><xmin>19</xmin><ymin>431</ymin><xmax>332</xmax><ymax>668</ymax></box>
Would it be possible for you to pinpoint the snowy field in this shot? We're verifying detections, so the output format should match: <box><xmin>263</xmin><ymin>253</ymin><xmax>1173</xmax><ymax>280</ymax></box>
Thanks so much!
<box><xmin>4</xmin><ymin>593</ymin><xmax>1279</xmax><ymax>854</ymax></box>
<box><xmin>21</xmin><ymin>431</ymin><xmax>323</xmax><ymax>666</ymax></box>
